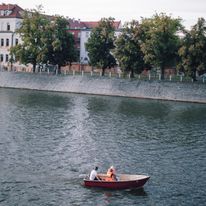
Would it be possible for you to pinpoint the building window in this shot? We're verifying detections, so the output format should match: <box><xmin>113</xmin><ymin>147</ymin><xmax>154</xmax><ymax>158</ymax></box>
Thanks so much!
<box><xmin>1</xmin><ymin>39</ymin><xmax>4</xmax><ymax>46</ymax></box>
<box><xmin>86</xmin><ymin>32</ymin><xmax>90</xmax><ymax>38</ymax></box>
<box><xmin>15</xmin><ymin>38</ymin><xmax>18</xmax><ymax>45</ymax></box>
<box><xmin>6</xmin><ymin>54</ymin><xmax>9</xmax><ymax>62</ymax></box>
<box><xmin>0</xmin><ymin>54</ymin><xmax>3</xmax><ymax>62</ymax></box>
<box><xmin>7</xmin><ymin>23</ymin><xmax>10</xmax><ymax>31</ymax></box>
<box><xmin>6</xmin><ymin>39</ymin><xmax>9</xmax><ymax>46</ymax></box>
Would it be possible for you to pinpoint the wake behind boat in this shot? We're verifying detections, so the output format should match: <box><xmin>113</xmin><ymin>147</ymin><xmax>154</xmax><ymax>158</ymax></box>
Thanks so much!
<box><xmin>83</xmin><ymin>173</ymin><xmax>150</xmax><ymax>190</ymax></box>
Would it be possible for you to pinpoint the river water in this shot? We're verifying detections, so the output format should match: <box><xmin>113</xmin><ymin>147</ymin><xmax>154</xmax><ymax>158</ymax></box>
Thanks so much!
<box><xmin>0</xmin><ymin>88</ymin><xmax>205</xmax><ymax>206</ymax></box>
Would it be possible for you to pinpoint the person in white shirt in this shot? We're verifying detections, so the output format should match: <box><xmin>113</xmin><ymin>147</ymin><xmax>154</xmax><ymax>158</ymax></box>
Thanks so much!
<box><xmin>89</xmin><ymin>166</ymin><xmax>100</xmax><ymax>180</ymax></box>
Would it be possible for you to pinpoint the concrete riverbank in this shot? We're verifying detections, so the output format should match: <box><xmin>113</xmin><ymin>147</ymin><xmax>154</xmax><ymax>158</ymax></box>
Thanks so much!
<box><xmin>0</xmin><ymin>72</ymin><xmax>206</xmax><ymax>103</ymax></box>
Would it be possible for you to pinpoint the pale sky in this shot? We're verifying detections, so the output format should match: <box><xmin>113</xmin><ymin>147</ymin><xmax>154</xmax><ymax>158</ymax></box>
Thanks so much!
<box><xmin>4</xmin><ymin>0</ymin><xmax>206</xmax><ymax>29</ymax></box>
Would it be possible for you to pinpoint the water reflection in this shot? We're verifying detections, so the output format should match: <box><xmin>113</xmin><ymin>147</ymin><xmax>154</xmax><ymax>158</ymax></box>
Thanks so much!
<box><xmin>84</xmin><ymin>187</ymin><xmax>148</xmax><ymax>206</ymax></box>
<box><xmin>0</xmin><ymin>88</ymin><xmax>206</xmax><ymax>206</ymax></box>
<box><xmin>126</xmin><ymin>188</ymin><xmax>148</xmax><ymax>196</ymax></box>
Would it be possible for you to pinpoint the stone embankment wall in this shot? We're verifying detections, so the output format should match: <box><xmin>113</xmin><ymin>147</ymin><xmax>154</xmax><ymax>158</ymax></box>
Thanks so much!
<box><xmin>0</xmin><ymin>72</ymin><xmax>206</xmax><ymax>103</ymax></box>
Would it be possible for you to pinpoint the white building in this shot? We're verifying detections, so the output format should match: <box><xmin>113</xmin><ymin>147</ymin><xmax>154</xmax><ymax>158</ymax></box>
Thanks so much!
<box><xmin>80</xmin><ymin>29</ymin><xmax>90</xmax><ymax>64</ymax></box>
<box><xmin>80</xmin><ymin>22</ymin><xmax>122</xmax><ymax>65</ymax></box>
<box><xmin>0</xmin><ymin>4</ymin><xmax>122</xmax><ymax>69</ymax></box>
<box><xmin>0</xmin><ymin>4</ymin><xmax>23</xmax><ymax>67</ymax></box>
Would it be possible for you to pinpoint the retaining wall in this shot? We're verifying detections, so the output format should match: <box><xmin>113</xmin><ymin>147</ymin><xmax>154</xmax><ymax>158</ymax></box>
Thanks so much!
<box><xmin>0</xmin><ymin>72</ymin><xmax>206</xmax><ymax>103</ymax></box>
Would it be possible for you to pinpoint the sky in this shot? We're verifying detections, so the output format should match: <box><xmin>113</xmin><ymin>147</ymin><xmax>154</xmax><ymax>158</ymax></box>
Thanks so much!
<box><xmin>4</xmin><ymin>0</ymin><xmax>206</xmax><ymax>29</ymax></box>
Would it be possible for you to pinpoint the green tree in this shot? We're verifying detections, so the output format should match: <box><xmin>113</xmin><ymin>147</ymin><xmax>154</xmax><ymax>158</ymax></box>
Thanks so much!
<box><xmin>178</xmin><ymin>18</ymin><xmax>206</xmax><ymax>81</ymax></box>
<box><xmin>46</xmin><ymin>16</ymin><xmax>77</xmax><ymax>73</ymax></box>
<box><xmin>11</xmin><ymin>6</ymin><xmax>77</xmax><ymax>73</ymax></box>
<box><xmin>141</xmin><ymin>13</ymin><xmax>183</xmax><ymax>79</ymax></box>
<box><xmin>86</xmin><ymin>17</ymin><xmax>117</xmax><ymax>76</ymax></box>
<box><xmin>114</xmin><ymin>20</ymin><xmax>148</xmax><ymax>78</ymax></box>
<box><xmin>11</xmin><ymin>6</ymin><xmax>49</xmax><ymax>72</ymax></box>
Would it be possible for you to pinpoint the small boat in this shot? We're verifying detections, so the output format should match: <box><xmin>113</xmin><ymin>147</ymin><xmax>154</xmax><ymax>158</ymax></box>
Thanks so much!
<box><xmin>83</xmin><ymin>173</ymin><xmax>150</xmax><ymax>190</ymax></box>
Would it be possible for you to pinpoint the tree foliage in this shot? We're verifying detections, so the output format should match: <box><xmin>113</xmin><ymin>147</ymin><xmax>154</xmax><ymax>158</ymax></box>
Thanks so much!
<box><xmin>10</xmin><ymin>7</ymin><xmax>206</xmax><ymax>81</ymax></box>
<box><xmin>114</xmin><ymin>20</ymin><xmax>148</xmax><ymax>77</ymax></box>
<box><xmin>140</xmin><ymin>13</ymin><xmax>183</xmax><ymax>79</ymax></box>
<box><xmin>10</xmin><ymin>6</ymin><xmax>48</xmax><ymax>72</ymax></box>
<box><xmin>46</xmin><ymin>16</ymin><xmax>77</xmax><ymax>73</ymax></box>
<box><xmin>86</xmin><ymin>17</ymin><xmax>117</xmax><ymax>76</ymax></box>
<box><xmin>178</xmin><ymin>18</ymin><xmax>206</xmax><ymax>80</ymax></box>
<box><xmin>10</xmin><ymin>5</ymin><xmax>77</xmax><ymax>73</ymax></box>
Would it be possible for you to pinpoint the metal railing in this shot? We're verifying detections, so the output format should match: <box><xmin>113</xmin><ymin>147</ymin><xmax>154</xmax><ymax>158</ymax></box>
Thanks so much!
<box><xmin>0</xmin><ymin>65</ymin><xmax>205</xmax><ymax>84</ymax></box>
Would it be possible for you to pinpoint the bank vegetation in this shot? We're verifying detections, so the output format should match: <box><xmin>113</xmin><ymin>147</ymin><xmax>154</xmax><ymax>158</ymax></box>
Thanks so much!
<box><xmin>10</xmin><ymin>6</ymin><xmax>206</xmax><ymax>82</ymax></box>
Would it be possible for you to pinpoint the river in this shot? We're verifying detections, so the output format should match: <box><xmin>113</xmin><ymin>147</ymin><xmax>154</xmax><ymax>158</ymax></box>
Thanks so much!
<box><xmin>0</xmin><ymin>88</ymin><xmax>205</xmax><ymax>206</ymax></box>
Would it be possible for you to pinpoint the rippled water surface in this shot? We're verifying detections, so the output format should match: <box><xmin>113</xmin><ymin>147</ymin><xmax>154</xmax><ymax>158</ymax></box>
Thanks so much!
<box><xmin>0</xmin><ymin>88</ymin><xmax>206</xmax><ymax>206</ymax></box>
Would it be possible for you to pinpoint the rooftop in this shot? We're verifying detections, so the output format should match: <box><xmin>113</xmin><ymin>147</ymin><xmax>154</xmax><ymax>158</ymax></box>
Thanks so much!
<box><xmin>0</xmin><ymin>3</ymin><xmax>24</xmax><ymax>19</ymax></box>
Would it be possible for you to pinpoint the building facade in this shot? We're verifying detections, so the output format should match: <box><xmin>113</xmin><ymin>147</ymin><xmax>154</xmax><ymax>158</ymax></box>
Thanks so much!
<box><xmin>0</xmin><ymin>3</ymin><xmax>122</xmax><ymax>70</ymax></box>
<box><xmin>0</xmin><ymin>4</ymin><xmax>23</xmax><ymax>67</ymax></box>
<box><xmin>79</xmin><ymin>21</ymin><xmax>122</xmax><ymax>65</ymax></box>
<box><xmin>66</xmin><ymin>19</ymin><xmax>122</xmax><ymax>64</ymax></box>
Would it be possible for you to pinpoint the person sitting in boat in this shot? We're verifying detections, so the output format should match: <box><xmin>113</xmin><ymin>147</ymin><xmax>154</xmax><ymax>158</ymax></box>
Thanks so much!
<box><xmin>89</xmin><ymin>166</ymin><xmax>101</xmax><ymax>181</ymax></box>
<box><xmin>106</xmin><ymin>166</ymin><xmax>118</xmax><ymax>181</ymax></box>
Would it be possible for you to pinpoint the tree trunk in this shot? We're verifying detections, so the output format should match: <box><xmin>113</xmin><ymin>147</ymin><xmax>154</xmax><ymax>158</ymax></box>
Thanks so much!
<box><xmin>69</xmin><ymin>63</ymin><xmax>72</xmax><ymax>71</ymax></box>
<box><xmin>102</xmin><ymin>67</ymin><xmax>105</xmax><ymax>76</ymax></box>
<box><xmin>58</xmin><ymin>64</ymin><xmax>61</xmax><ymax>74</ymax></box>
<box><xmin>161</xmin><ymin>65</ymin><xmax>165</xmax><ymax>80</ymax></box>
<box><xmin>192</xmin><ymin>68</ymin><xmax>197</xmax><ymax>81</ymax></box>
<box><xmin>131</xmin><ymin>68</ymin><xmax>134</xmax><ymax>78</ymax></box>
<box><xmin>32</xmin><ymin>63</ymin><xmax>36</xmax><ymax>73</ymax></box>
